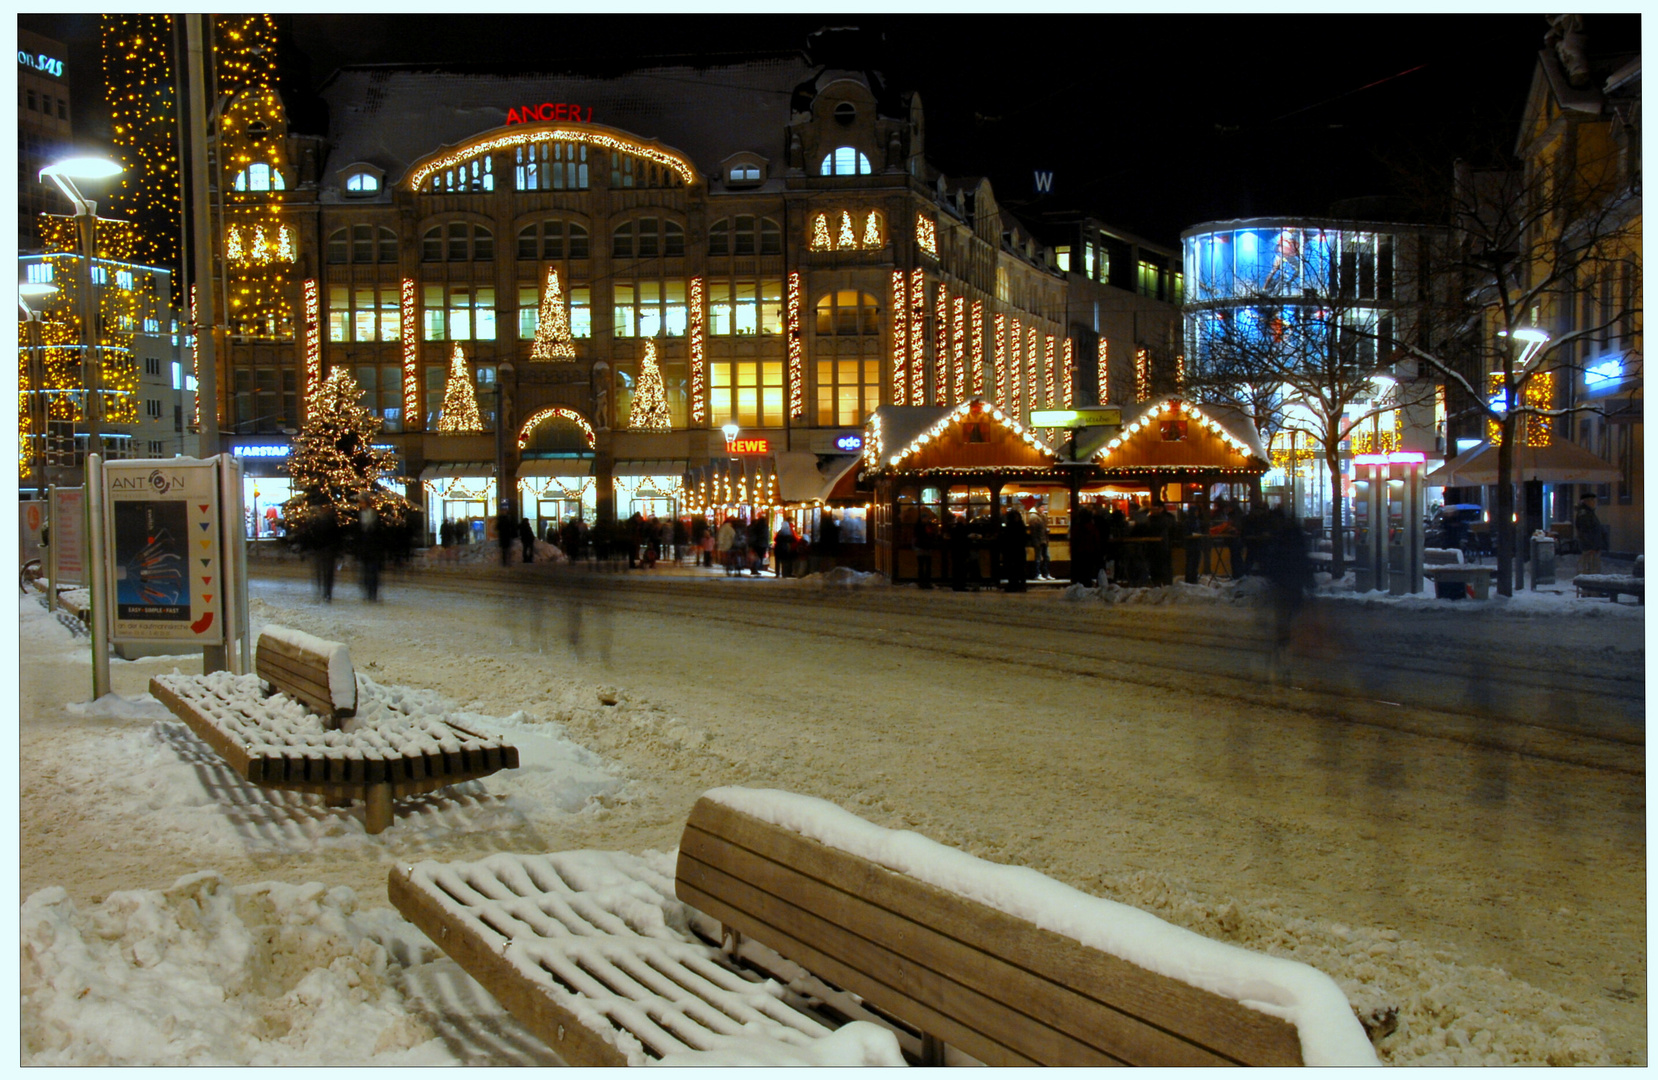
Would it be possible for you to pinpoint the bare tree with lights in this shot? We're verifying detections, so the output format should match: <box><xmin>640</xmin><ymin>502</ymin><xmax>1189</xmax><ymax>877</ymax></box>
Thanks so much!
<box><xmin>1382</xmin><ymin>143</ymin><xmax>1641</xmax><ymax>596</ymax></box>
<box><xmin>1188</xmin><ymin>259</ymin><xmax>1438</xmax><ymax>580</ymax></box>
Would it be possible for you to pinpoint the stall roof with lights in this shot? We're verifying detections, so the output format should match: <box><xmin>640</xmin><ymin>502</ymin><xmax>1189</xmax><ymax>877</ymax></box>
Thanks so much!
<box><xmin>864</xmin><ymin>402</ymin><xmax>1060</xmax><ymax>476</ymax></box>
<box><xmin>1089</xmin><ymin>397</ymin><xmax>1268</xmax><ymax>476</ymax></box>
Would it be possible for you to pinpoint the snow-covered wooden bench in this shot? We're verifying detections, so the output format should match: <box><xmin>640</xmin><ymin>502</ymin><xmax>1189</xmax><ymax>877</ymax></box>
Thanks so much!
<box><xmin>1575</xmin><ymin>554</ymin><xmax>1644</xmax><ymax>603</ymax></box>
<box><xmin>1423</xmin><ymin>563</ymin><xmax>1496</xmax><ymax>599</ymax></box>
<box><xmin>148</xmin><ymin>626</ymin><xmax>518</xmax><ymax>833</ymax></box>
<box><xmin>388</xmin><ymin>788</ymin><xmax>1376</xmax><ymax>1067</ymax></box>
<box><xmin>255</xmin><ymin>626</ymin><xmax>356</xmax><ymax>723</ymax></box>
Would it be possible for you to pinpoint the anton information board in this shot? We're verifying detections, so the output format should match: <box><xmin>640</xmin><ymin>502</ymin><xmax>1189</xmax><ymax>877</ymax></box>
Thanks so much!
<box><xmin>102</xmin><ymin>459</ymin><xmax>224</xmax><ymax>643</ymax></box>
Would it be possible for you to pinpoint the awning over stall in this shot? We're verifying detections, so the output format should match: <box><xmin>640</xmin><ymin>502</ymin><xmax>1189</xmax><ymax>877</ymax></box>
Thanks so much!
<box><xmin>419</xmin><ymin>461</ymin><xmax>496</xmax><ymax>479</ymax></box>
<box><xmin>772</xmin><ymin>451</ymin><xmax>866</xmax><ymax>505</ymax></box>
<box><xmin>1425</xmin><ymin>439</ymin><xmax>1622</xmax><ymax>485</ymax></box>
<box><xmin>613</xmin><ymin>459</ymin><xmax>689</xmax><ymax>476</ymax></box>
<box><xmin>517</xmin><ymin>458</ymin><xmax>593</xmax><ymax>477</ymax></box>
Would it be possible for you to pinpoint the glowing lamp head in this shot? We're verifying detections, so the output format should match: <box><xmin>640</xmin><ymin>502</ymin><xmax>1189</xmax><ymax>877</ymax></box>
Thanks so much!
<box><xmin>40</xmin><ymin>156</ymin><xmax>123</xmax><ymax>182</ymax></box>
<box><xmin>721</xmin><ymin>421</ymin><xmax>739</xmax><ymax>442</ymax></box>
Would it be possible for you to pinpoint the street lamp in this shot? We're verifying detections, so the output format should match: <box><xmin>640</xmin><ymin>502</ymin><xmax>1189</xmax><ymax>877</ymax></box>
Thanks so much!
<box><xmin>40</xmin><ymin>155</ymin><xmax>123</xmax><ymax>472</ymax></box>
<box><xmin>19</xmin><ymin>283</ymin><xmax>59</xmax><ymax>489</ymax></box>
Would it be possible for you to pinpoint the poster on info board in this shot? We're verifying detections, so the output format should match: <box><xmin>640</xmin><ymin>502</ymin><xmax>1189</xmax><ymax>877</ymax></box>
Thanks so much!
<box><xmin>102</xmin><ymin>459</ymin><xmax>225</xmax><ymax>644</ymax></box>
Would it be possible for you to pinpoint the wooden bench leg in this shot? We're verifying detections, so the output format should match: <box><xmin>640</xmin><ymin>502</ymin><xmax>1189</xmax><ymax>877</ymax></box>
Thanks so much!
<box><xmin>326</xmin><ymin>795</ymin><xmax>353</xmax><ymax>808</ymax></box>
<box><xmin>365</xmin><ymin>784</ymin><xmax>393</xmax><ymax>834</ymax></box>
<box><xmin>920</xmin><ymin>1033</ymin><xmax>947</xmax><ymax>1066</ymax></box>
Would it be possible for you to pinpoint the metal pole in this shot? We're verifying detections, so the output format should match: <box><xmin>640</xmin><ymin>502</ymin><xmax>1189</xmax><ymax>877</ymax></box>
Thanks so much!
<box><xmin>86</xmin><ymin>454</ymin><xmax>112</xmax><ymax>699</ymax></box>
<box><xmin>77</xmin><ymin>207</ymin><xmax>101</xmax><ymax>467</ymax></box>
<box><xmin>186</xmin><ymin>14</ymin><xmax>220</xmax><ymax>455</ymax></box>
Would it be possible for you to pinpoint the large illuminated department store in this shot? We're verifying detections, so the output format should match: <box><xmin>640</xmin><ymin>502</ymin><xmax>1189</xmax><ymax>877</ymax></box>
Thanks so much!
<box><xmin>208</xmin><ymin>50</ymin><xmax>1196</xmax><ymax>542</ymax></box>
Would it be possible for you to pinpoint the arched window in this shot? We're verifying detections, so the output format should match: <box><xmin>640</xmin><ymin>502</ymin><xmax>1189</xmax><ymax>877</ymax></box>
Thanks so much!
<box><xmin>518</xmin><ymin>219</ymin><xmax>589</xmax><ymax>260</ymax></box>
<box><xmin>344</xmin><ymin>171</ymin><xmax>379</xmax><ymax>194</ymax></box>
<box><xmin>327</xmin><ymin>226</ymin><xmax>399</xmax><ymax>264</ymax></box>
<box><xmin>516</xmin><ymin>142</ymin><xmax>588</xmax><ymax>191</ymax></box>
<box><xmin>234</xmin><ymin>163</ymin><xmax>285</xmax><ymax>192</ymax></box>
<box><xmin>427</xmin><ymin>155</ymin><xmax>493</xmax><ymax>193</ymax></box>
<box><xmin>818</xmin><ymin>146</ymin><xmax>871</xmax><ymax>177</ymax></box>
<box><xmin>423</xmin><ymin>223</ymin><xmax>493</xmax><ymax>262</ymax></box>
<box><xmin>708</xmin><ymin>217</ymin><xmax>780</xmax><ymax>257</ymax></box>
<box><xmin>612</xmin><ymin>218</ymin><xmax>686</xmax><ymax>259</ymax></box>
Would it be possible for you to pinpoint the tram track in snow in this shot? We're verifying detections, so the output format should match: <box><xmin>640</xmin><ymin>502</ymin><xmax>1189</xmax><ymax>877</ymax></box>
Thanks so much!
<box><xmin>252</xmin><ymin>562</ymin><xmax>1644</xmax><ymax>775</ymax></box>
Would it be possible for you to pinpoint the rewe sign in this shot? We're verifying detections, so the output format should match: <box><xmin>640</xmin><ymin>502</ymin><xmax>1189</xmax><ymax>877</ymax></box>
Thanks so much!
<box><xmin>506</xmin><ymin>102</ymin><xmax>594</xmax><ymax>125</ymax></box>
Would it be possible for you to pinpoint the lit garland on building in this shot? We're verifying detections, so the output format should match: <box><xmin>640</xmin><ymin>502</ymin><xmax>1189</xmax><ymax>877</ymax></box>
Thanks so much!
<box><xmin>37</xmin><ymin>217</ymin><xmax>144</xmax><ymax>425</ymax></box>
<box><xmin>971</xmin><ymin>301</ymin><xmax>985</xmax><ymax>397</ymax></box>
<box><xmin>933</xmin><ymin>284</ymin><xmax>948</xmax><ymax>406</ymax></box>
<box><xmin>1097</xmin><ymin>398</ymin><xmax>1254</xmax><ymax>464</ymax></box>
<box><xmin>1010</xmin><ymin>319</ymin><xmax>1023</xmax><ymax>413</ymax></box>
<box><xmin>786</xmin><ymin>272</ymin><xmax>803</xmax><ymax>420</ymax></box>
<box><xmin>1097</xmin><ymin>339</ymin><xmax>1109</xmax><ymax>404</ymax></box>
<box><xmin>517</xmin><ymin>405</ymin><xmax>596</xmax><ymax>449</ymax></box>
<box><xmin>401</xmin><ymin>279</ymin><xmax>419</xmax><ymax>428</ymax></box>
<box><xmin>18</xmin><ymin>319</ymin><xmax>32</xmax><ymax>480</ymax></box>
<box><xmin>407</xmin><ymin>125</ymin><xmax>697</xmax><ymax>191</ymax></box>
<box><xmin>101</xmin><ymin>15</ymin><xmax>181</xmax><ymax>278</ymax></box>
<box><xmin>811</xmin><ymin>210</ymin><xmax>884</xmax><ymax>251</ymax></box>
<box><xmin>1044</xmin><ymin>335</ymin><xmax>1056</xmax><ymax>407</ymax></box>
<box><xmin>951</xmin><ymin>297</ymin><xmax>965</xmax><ymax>403</ymax></box>
<box><xmin>1175</xmin><ymin>353</ymin><xmax>1186</xmax><ymax>393</ymax></box>
<box><xmin>891</xmin><ymin>271</ymin><xmax>907</xmax><ymax>405</ymax></box>
<box><xmin>191</xmin><ymin>285</ymin><xmax>201</xmax><ymax>426</ymax></box>
<box><xmin>915</xmin><ymin>214</ymin><xmax>938</xmax><ymax>259</ymax></box>
<box><xmin>994</xmin><ymin>313</ymin><xmax>1007</xmax><ymax>405</ymax></box>
<box><xmin>1134</xmin><ymin>347</ymin><xmax>1150</xmax><ymax>402</ymax></box>
<box><xmin>436</xmin><ymin>342</ymin><xmax>483</xmax><ymax>433</ymax></box>
<box><xmin>1062</xmin><ymin>339</ymin><xmax>1074</xmax><ymax>407</ymax></box>
<box><xmin>1486</xmin><ymin>370</ymin><xmax>1555</xmax><ymax>446</ymax></box>
<box><xmin>1349</xmin><ymin>413</ymin><xmax>1401</xmax><ymax>454</ymax></box>
<box><xmin>909</xmin><ymin>269</ymin><xmax>925</xmax><ymax>405</ymax></box>
<box><xmin>629</xmin><ymin>339</ymin><xmax>672</xmax><ymax>432</ymax></box>
<box><xmin>528</xmin><ymin>266</ymin><xmax>578</xmax><ymax>360</ymax></box>
<box><xmin>689</xmin><ymin>276</ymin><xmax>706</xmax><ymax>423</ymax></box>
<box><xmin>1027</xmin><ymin>327</ymin><xmax>1039</xmax><ymax>413</ymax></box>
<box><xmin>302</xmin><ymin>279</ymin><xmax>321</xmax><ymax>403</ymax></box>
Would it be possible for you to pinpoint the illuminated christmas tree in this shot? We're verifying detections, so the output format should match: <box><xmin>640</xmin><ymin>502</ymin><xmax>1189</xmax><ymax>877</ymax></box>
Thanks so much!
<box><xmin>628</xmin><ymin>339</ymin><xmax>672</xmax><ymax>432</ymax></box>
<box><xmin>810</xmin><ymin>213</ymin><xmax>832</xmax><ymax>251</ymax></box>
<box><xmin>280</xmin><ymin>367</ymin><xmax>410</xmax><ymax>544</ymax></box>
<box><xmin>436</xmin><ymin>342</ymin><xmax>483</xmax><ymax>433</ymax></box>
<box><xmin>528</xmin><ymin>266</ymin><xmax>577</xmax><ymax>361</ymax></box>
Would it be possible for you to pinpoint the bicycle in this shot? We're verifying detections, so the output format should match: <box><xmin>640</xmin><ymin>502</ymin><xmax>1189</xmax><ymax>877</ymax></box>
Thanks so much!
<box><xmin>20</xmin><ymin>557</ymin><xmax>43</xmax><ymax>595</ymax></box>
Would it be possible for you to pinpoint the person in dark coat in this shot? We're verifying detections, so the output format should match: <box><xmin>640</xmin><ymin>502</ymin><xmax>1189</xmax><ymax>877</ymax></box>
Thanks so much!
<box><xmin>1070</xmin><ymin>506</ymin><xmax>1098</xmax><ymax>587</ymax></box>
<box><xmin>1104</xmin><ymin>505</ymin><xmax>1128</xmax><ymax>584</ymax></box>
<box><xmin>949</xmin><ymin>516</ymin><xmax>972</xmax><ymax>592</ymax></box>
<box><xmin>1146</xmin><ymin>501</ymin><xmax>1177</xmax><ymax>587</ymax></box>
<box><xmin>911</xmin><ymin>512</ymin><xmax>938</xmax><ymax>588</ymax></box>
<box><xmin>356</xmin><ymin>493</ymin><xmax>383</xmax><ymax>601</ymax></box>
<box><xmin>1001</xmin><ymin>508</ymin><xmax>1028</xmax><ymax>592</ymax></box>
<box><xmin>1575</xmin><ymin>492</ymin><xmax>1607</xmax><ymax>574</ymax></box>
<box><xmin>518</xmin><ymin>516</ymin><xmax>536</xmax><ymax>563</ymax></box>
<box><xmin>1258</xmin><ymin>507</ymin><xmax>1315</xmax><ymax>684</ymax></box>
<box><xmin>746</xmin><ymin>515</ymin><xmax>770</xmax><ymax>576</ymax></box>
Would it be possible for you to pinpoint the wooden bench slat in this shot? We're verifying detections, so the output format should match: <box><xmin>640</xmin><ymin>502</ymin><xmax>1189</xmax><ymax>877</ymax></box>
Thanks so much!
<box><xmin>678</xmin><ymin>858</ymin><xmax>1099</xmax><ymax>1066</ymax></box>
<box><xmin>682</xmin><ymin>800</ymin><xmax>1304</xmax><ymax>1067</ymax></box>
<box><xmin>387</xmin><ymin>866</ymin><xmax>631</xmax><ymax>1067</ymax></box>
<box><xmin>679</xmin><ymin>829</ymin><xmax>1239</xmax><ymax>1067</ymax></box>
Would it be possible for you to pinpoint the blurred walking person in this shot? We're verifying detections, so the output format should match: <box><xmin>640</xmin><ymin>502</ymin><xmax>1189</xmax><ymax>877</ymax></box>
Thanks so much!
<box><xmin>356</xmin><ymin>493</ymin><xmax>383</xmax><ymax>602</ymax></box>
<box><xmin>1575</xmin><ymin>492</ymin><xmax>1607</xmax><ymax>575</ymax></box>
<box><xmin>1258</xmin><ymin>508</ymin><xmax>1314</xmax><ymax>686</ymax></box>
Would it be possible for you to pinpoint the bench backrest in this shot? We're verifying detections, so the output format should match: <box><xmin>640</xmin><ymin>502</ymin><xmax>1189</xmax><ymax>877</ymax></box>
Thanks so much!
<box><xmin>677</xmin><ymin>792</ymin><xmax>1354</xmax><ymax>1067</ymax></box>
<box><xmin>255</xmin><ymin>625</ymin><xmax>356</xmax><ymax>722</ymax></box>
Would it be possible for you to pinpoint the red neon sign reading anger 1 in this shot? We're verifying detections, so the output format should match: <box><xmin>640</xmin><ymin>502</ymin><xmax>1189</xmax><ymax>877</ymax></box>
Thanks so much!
<box><xmin>506</xmin><ymin>102</ymin><xmax>594</xmax><ymax>125</ymax></box>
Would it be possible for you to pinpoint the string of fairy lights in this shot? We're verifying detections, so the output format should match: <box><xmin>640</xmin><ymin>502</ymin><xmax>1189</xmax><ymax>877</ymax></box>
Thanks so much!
<box><xmin>628</xmin><ymin>339</ymin><xmax>672</xmax><ymax>431</ymax></box>
<box><xmin>32</xmin><ymin>217</ymin><xmax>145</xmax><ymax>428</ymax></box>
<box><xmin>436</xmin><ymin>342</ymin><xmax>484</xmax><ymax>433</ymax></box>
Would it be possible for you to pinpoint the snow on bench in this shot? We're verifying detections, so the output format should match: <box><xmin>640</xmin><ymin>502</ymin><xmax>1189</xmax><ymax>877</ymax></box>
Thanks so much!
<box><xmin>1576</xmin><ymin>554</ymin><xmax>1644</xmax><ymax>604</ymax></box>
<box><xmin>149</xmin><ymin>663</ymin><xmax>518</xmax><ymax>834</ymax></box>
<box><xmin>255</xmin><ymin>625</ymin><xmax>357</xmax><ymax>722</ymax></box>
<box><xmin>390</xmin><ymin>788</ymin><xmax>1377</xmax><ymax>1067</ymax></box>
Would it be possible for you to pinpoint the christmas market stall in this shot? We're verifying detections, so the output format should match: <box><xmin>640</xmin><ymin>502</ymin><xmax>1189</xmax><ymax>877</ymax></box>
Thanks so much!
<box><xmin>863</xmin><ymin>401</ymin><xmax>1070</xmax><ymax>583</ymax></box>
<box><xmin>1084</xmin><ymin>397</ymin><xmax>1268</xmax><ymax>507</ymax></box>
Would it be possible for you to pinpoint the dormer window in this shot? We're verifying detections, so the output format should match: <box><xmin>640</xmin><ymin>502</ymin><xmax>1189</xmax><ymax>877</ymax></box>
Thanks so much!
<box><xmin>833</xmin><ymin>102</ymin><xmax>856</xmax><ymax>125</ymax></box>
<box><xmin>345</xmin><ymin>172</ymin><xmax>379</xmax><ymax>194</ymax></box>
<box><xmin>729</xmin><ymin>165</ymin><xmax>761</xmax><ymax>184</ymax></box>
<box><xmin>819</xmin><ymin>146</ymin><xmax>872</xmax><ymax>177</ymax></box>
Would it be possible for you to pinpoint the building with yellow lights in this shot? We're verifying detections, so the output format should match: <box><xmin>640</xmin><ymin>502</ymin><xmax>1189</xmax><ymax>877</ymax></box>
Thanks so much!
<box><xmin>1511</xmin><ymin>20</ymin><xmax>1641</xmax><ymax>554</ymax></box>
<box><xmin>204</xmin><ymin>40</ymin><xmax>1093</xmax><ymax>541</ymax></box>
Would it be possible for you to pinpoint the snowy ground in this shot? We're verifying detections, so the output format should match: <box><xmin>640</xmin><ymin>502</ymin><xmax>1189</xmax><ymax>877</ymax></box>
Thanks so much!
<box><xmin>15</xmin><ymin>557</ymin><xmax>1647</xmax><ymax>1066</ymax></box>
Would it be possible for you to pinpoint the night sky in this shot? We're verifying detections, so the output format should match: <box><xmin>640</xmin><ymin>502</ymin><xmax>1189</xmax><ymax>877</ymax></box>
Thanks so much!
<box><xmin>19</xmin><ymin>13</ymin><xmax>1641</xmax><ymax>246</ymax></box>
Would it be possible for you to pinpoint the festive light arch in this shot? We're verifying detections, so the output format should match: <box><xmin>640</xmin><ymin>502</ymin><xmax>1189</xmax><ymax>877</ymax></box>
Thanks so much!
<box><xmin>876</xmin><ymin>399</ymin><xmax>1055</xmax><ymax>471</ymax></box>
<box><xmin>404</xmin><ymin>122</ymin><xmax>699</xmax><ymax>191</ymax></box>
<box><xmin>517</xmin><ymin>406</ymin><xmax>597</xmax><ymax>450</ymax></box>
<box><xmin>1095</xmin><ymin>397</ymin><xmax>1258</xmax><ymax>464</ymax></box>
